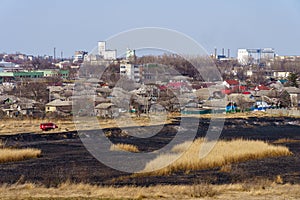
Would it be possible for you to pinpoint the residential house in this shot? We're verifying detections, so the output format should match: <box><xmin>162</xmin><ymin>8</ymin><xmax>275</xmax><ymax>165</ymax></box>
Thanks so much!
<box><xmin>95</xmin><ymin>102</ymin><xmax>118</xmax><ymax>118</ymax></box>
<box><xmin>222</xmin><ymin>80</ymin><xmax>239</xmax><ymax>89</ymax></box>
<box><xmin>45</xmin><ymin>99</ymin><xmax>72</xmax><ymax>114</ymax></box>
<box><xmin>284</xmin><ymin>87</ymin><xmax>300</xmax><ymax>108</ymax></box>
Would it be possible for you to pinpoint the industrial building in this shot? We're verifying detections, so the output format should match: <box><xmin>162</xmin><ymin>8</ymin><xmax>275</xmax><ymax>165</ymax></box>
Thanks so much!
<box><xmin>237</xmin><ymin>48</ymin><xmax>275</xmax><ymax>65</ymax></box>
<box><xmin>98</xmin><ymin>41</ymin><xmax>117</xmax><ymax>60</ymax></box>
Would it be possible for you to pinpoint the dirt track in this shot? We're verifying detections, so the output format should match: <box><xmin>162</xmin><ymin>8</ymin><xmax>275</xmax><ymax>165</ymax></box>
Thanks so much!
<box><xmin>0</xmin><ymin>116</ymin><xmax>300</xmax><ymax>187</ymax></box>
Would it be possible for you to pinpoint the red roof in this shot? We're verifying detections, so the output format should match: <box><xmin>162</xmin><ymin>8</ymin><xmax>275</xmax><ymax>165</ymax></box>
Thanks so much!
<box><xmin>226</xmin><ymin>80</ymin><xmax>239</xmax><ymax>85</ymax></box>
<box><xmin>158</xmin><ymin>85</ymin><xmax>167</xmax><ymax>90</ymax></box>
<box><xmin>242</xmin><ymin>91</ymin><xmax>251</xmax><ymax>94</ymax></box>
<box><xmin>222</xmin><ymin>89</ymin><xmax>232</xmax><ymax>95</ymax></box>
<box><xmin>232</xmin><ymin>85</ymin><xmax>247</xmax><ymax>92</ymax></box>
<box><xmin>255</xmin><ymin>85</ymin><xmax>270</xmax><ymax>91</ymax></box>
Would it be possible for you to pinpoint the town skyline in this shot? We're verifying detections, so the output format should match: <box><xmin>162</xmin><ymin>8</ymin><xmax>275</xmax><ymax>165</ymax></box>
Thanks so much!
<box><xmin>1</xmin><ymin>0</ymin><xmax>300</xmax><ymax>57</ymax></box>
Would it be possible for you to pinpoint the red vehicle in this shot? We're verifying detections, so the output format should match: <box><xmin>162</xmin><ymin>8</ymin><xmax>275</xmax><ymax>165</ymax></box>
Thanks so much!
<box><xmin>40</xmin><ymin>122</ymin><xmax>58</xmax><ymax>131</ymax></box>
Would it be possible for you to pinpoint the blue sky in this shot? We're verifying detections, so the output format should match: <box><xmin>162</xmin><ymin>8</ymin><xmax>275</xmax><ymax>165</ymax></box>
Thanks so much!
<box><xmin>1</xmin><ymin>0</ymin><xmax>300</xmax><ymax>57</ymax></box>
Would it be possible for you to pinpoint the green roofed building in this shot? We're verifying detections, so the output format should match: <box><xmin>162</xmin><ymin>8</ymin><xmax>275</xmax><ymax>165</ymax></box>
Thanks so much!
<box><xmin>59</xmin><ymin>70</ymin><xmax>69</xmax><ymax>79</ymax></box>
<box><xmin>36</xmin><ymin>69</ymin><xmax>69</xmax><ymax>79</ymax></box>
<box><xmin>36</xmin><ymin>70</ymin><xmax>59</xmax><ymax>77</ymax></box>
<box><xmin>0</xmin><ymin>72</ymin><xmax>14</xmax><ymax>83</ymax></box>
<box><xmin>0</xmin><ymin>71</ymin><xmax>44</xmax><ymax>83</ymax></box>
<box><xmin>0</xmin><ymin>69</ymin><xmax>70</xmax><ymax>84</ymax></box>
<box><xmin>13</xmin><ymin>71</ymin><xmax>44</xmax><ymax>78</ymax></box>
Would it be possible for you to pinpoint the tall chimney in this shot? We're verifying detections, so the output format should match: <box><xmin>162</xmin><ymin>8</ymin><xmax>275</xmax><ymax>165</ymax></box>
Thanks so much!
<box><xmin>227</xmin><ymin>49</ymin><xmax>230</xmax><ymax>58</ymax></box>
<box><xmin>222</xmin><ymin>48</ymin><xmax>225</xmax><ymax>56</ymax></box>
<box><xmin>214</xmin><ymin>47</ymin><xmax>217</xmax><ymax>59</ymax></box>
<box><xmin>54</xmin><ymin>47</ymin><xmax>56</xmax><ymax>60</ymax></box>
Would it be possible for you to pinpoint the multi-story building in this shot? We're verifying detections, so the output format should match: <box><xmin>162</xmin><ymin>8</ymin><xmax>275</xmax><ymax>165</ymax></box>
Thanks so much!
<box><xmin>237</xmin><ymin>48</ymin><xmax>275</xmax><ymax>65</ymax></box>
<box><xmin>98</xmin><ymin>41</ymin><xmax>117</xmax><ymax>60</ymax></box>
<box><xmin>73</xmin><ymin>51</ymin><xmax>88</xmax><ymax>63</ymax></box>
<box><xmin>120</xmin><ymin>60</ymin><xmax>141</xmax><ymax>82</ymax></box>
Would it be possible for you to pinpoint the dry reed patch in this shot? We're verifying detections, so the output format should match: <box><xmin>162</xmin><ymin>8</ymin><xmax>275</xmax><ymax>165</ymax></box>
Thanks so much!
<box><xmin>273</xmin><ymin>138</ymin><xmax>300</xmax><ymax>144</ymax></box>
<box><xmin>110</xmin><ymin>143</ymin><xmax>139</xmax><ymax>153</ymax></box>
<box><xmin>143</xmin><ymin>138</ymin><xmax>292</xmax><ymax>175</ymax></box>
<box><xmin>0</xmin><ymin>148</ymin><xmax>41</xmax><ymax>163</ymax></box>
<box><xmin>0</xmin><ymin>141</ymin><xmax>41</xmax><ymax>163</ymax></box>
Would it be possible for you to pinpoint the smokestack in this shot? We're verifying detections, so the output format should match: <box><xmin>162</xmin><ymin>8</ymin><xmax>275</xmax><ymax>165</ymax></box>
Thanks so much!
<box><xmin>227</xmin><ymin>49</ymin><xmax>230</xmax><ymax>58</ymax></box>
<box><xmin>222</xmin><ymin>48</ymin><xmax>225</xmax><ymax>56</ymax></box>
<box><xmin>54</xmin><ymin>47</ymin><xmax>56</xmax><ymax>60</ymax></box>
<box><xmin>214</xmin><ymin>47</ymin><xmax>217</xmax><ymax>59</ymax></box>
<box><xmin>61</xmin><ymin>51</ymin><xmax>63</xmax><ymax>60</ymax></box>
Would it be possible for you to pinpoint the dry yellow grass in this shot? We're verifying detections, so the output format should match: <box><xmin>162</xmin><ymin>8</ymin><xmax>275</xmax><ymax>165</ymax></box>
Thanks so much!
<box><xmin>110</xmin><ymin>143</ymin><xmax>139</xmax><ymax>152</ymax></box>
<box><xmin>0</xmin><ymin>148</ymin><xmax>41</xmax><ymax>163</ymax></box>
<box><xmin>143</xmin><ymin>138</ymin><xmax>292</xmax><ymax>175</ymax></box>
<box><xmin>0</xmin><ymin>141</ymin><xmax>41</xmax><ymax>163</ymax></box>
<box><xmin>273</xmin><ymin>138</ymin><xmax>300</xmax><ymax>144</ymax></box>
<box><xmin>0</xmin><ymin>118</ymin><xmax>77</xmax><ymax>135</ymax></box>
<box><xmin>0</xmin><ymin>114</ymin><xmax>174</xmax><ymax>135</ymax></box>
<box><xmin>0</xmin><ymin>181</ymin><xmax>299</xmax><ymax>200</ymax></box>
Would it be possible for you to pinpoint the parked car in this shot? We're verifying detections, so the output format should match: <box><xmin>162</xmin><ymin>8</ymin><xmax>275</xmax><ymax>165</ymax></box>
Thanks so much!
<box><xmin>40</xmin><ymin>122</ymin><xmax>58</xmax><ymax>131</ymax></box>
<box><xmin>251</xmin><ymin>101</ymin><xmax>271</xmax><ymax>111</ymax></box>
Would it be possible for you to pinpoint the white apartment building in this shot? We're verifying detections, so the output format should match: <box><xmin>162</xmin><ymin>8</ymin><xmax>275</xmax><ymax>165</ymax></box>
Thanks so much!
<box><xmin>98</xmin><ymin>41</ymin><xmax>117</xmax><ymax>60</ymax></box>
<box><xmin>120</xmin><ymin>61</ymin><xmax>140</xmax><ymax>82</ymax></box>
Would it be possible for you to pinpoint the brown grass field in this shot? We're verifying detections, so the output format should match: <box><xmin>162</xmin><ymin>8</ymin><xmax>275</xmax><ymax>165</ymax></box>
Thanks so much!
<box><xmin>0</xmin><ymin>114</ymin><xmax>299</xmax><ymax>199</ymax></box>
<box><xmin>0</xmin><ymin>111</ymin><xmax>290</xmax><ymax>136</ymax></box>
<box><xmin>143</xmin><ymin>138</ymin><xmax>292</xmax><ymax>175</ymax></box>
<box><xmin>0</xmin><ymin>141</ymin><xmax>41</xmax><ymax>163</ymax></box>
<box><xmin>0</xmin><ymin>181</ymin><xmax>299</xmax><ymax>200</ymax></box>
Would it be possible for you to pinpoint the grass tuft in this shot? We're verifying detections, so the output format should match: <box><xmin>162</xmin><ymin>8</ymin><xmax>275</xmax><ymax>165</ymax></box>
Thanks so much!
<box><xmin>110</xmin><ymin>143</ymin><xmax>139</xmax><ymax>153</ymax></box>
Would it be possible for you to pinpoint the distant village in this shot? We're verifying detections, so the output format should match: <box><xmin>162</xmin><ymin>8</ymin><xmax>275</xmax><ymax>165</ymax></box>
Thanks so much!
<box><xmin>0</xmin><ymin>42</ymin><xmax>300</xmax><ymax>119</ymax></box>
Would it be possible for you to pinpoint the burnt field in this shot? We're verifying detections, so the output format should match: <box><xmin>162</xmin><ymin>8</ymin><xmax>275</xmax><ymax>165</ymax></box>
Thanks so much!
<box><xmin>0</xmin><ymin>116</ymin><xmax>300</xmax><ymax>187</ymax></box>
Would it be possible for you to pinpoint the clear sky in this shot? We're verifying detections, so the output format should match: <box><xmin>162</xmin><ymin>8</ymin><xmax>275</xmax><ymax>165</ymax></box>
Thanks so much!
<box><xmin>1</xmin><ymin>0</ymin><xmax>300</xmax><ymax>58</ymax></box>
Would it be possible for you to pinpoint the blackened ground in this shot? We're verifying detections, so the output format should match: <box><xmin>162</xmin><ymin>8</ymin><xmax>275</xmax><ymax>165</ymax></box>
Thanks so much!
<box><xmin>0</xmin><ymin>117</ymin><xmax>299</xmax><ymax>186</ymax></box>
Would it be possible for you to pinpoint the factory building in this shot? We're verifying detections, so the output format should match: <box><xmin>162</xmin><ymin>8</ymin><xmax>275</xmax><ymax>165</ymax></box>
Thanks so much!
<box><xmin>237</xmin><ymin>48</ymin><xmax>275</xmax><ymax>65</ymax></box>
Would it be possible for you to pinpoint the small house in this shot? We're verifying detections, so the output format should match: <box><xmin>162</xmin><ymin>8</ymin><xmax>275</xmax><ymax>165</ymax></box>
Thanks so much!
<box><xmin>45</xmin><ymin>99</ymin><xmax>72</xmax><ymax>114</ymax></box>
<box><xmin>95</xmin><ymin>102</ymin><xmax>118</xmax><ymax>118</ymax></box>
<box><xmin>284</xmin><ymin>87</ymin><xmax>300</xmax><ymax>108</ymax></box>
